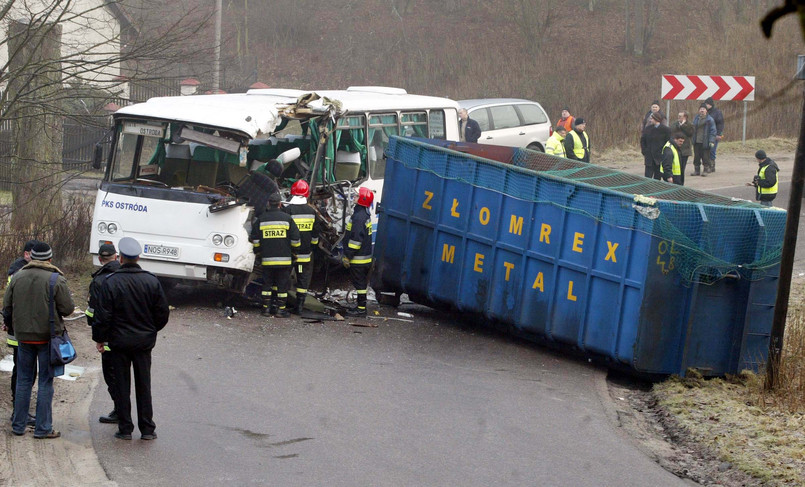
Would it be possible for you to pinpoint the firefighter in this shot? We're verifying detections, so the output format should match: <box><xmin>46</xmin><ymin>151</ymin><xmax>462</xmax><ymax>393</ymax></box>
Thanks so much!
<box><xmin>342</xmin><ymin>187</ymin><xmax>374</xmax><ymax>316</ymax></box>
<box><xmin>251</xmin><ymin>192</ymin><xmax>300</xmax><ymax>317</ymax></box>
<box><xmin>283</xmin><ymin>180</ymin><xmax>319</xmax><ymax>314</ymax></box>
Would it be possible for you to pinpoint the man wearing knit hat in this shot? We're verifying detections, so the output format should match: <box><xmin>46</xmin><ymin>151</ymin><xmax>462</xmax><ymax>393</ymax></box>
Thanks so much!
<box><xmin>564</xmin><ymin>118</ymin><xmax>591</xmax><ymax>163</ymax></box>
<box><xmin>747</xmin><ymin>150</ymin><xmax>779</xmax><ymax>207</ymax></box>
<box><xmin>94</xmin><ymin>237</ymin><xmax>170</xmax><ymax>440</ymax></box>
<box><xmin>3</xmin><ymin>241</ymin><xmax>75</xmax><ymax>439</ymax></box>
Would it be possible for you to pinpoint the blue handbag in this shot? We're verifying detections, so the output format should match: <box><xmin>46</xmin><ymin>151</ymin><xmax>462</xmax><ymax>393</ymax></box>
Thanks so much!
<box><xmin>48</xmin><ymin>272</ymin><xmax>76</xmax><ymax>366</ymax></box>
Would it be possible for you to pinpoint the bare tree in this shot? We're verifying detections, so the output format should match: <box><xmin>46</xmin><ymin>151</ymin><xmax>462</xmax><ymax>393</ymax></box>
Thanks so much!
<box><xmin>0</xmin><ymin>0</ymin><xmax>214</xmax><ymax>236</ymax></box>
<box><xmin>512</xmin><ymin>0</ymin><xmax>557</xmax><ymax>55</ymax></box>
<box><xmin>624</xmin><ymin>0</ymin><xmax>659</xmax><ymax>56</ymax></box>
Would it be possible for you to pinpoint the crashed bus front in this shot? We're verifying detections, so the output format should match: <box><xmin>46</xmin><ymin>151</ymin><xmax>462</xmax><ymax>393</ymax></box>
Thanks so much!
<box><xmin>90</xmin><ymin>87</ymin><xmax>460</xmax><ymax>292</ymax></box>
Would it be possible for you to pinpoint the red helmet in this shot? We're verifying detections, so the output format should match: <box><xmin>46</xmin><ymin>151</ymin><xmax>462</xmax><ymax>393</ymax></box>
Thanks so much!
<box><xmin>291</xmin><ymin>179</ymin><xmax>309</xmax><ymax>197</ymax></box>
<box><xmin>356</xmin><ymin>187</ymin><xmax>374</xmax><ymax>208</ymax></box>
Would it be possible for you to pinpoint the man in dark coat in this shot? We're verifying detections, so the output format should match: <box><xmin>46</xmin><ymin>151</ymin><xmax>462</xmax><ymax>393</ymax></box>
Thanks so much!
<box><xmin>86</xmin><ymin>243</ymin><xmax>121</xmax><ymax>424</ymax></box>
<box><xmin>564</xmin><ymin>118</ymin><xmax>591</xmax><ymax>163</ymax></box>
<box><xmin>640</xmin><ymin>112</ymin><xmax>671</xmax><ymax>180</ymax></box>
<box><xmin>704</xmin><ymin>97</ymin><xmax>725</xmax><ymax>170</ymax></box>
<box><xmin>458</xmin><ymin>108</ymin><xmax>481</xmax><ymax>143</ymax></box>
<box><xmin>747</xmin><ymin>150</ymin><xmax>779</xmax><ymax>207</ymax></box>
<box><xmin>94</xmin><ymin>237</ymin><xmax>170</xmax><ymax>440</ymax></box>
<box><xmin>691</xmin><ymin>105</ymin><xmax>716</xmax><ymax>176</ymax></box>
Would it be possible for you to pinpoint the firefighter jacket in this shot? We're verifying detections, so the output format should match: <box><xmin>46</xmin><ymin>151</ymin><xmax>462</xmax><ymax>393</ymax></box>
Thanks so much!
<box><xmin>283</xmin><ymin>197</ymin><xmax>320</xmax><ymax>263</ymax></box>
<box><xmin>85</xmin><ymin>260</ymin><xmax>121</xmax><ymax>327</ymax></box>
<box><xmin>251</xmin><ymin>207</ymin><xmax>301</xmax><ymax>266</ymax></box>
<box><xmin>93</xmin><ymin>263</ymin><xmax>170</xmax><ymax>351</ymax></box>
<box><xmin>344</xmin><ymin>206</ymin><xmax>373</xmax><ymax>265</ymax></box>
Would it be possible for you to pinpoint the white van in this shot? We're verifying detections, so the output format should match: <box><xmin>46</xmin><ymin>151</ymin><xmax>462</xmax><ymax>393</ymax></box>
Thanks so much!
<box><xmin>90</xmin><ymin>87</ymin><xmax>460</xmax><ymax>292</ymax></box>
<box><xmin>458</xmin><ymin>98</ymin><xmax>552</xmax><ymax>151</ymax></box>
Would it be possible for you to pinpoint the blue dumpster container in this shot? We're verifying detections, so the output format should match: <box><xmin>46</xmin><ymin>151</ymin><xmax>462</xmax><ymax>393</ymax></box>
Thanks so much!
<box><xmin>373</xmin><ymin>137</ymin><xmax>786</xmax><ymax>376</ymax></box>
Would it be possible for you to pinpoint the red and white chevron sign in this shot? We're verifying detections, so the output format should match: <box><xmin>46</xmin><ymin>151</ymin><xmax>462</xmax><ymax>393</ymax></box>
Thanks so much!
<box><xmin>661</xmin><ymin>75</ymin><xmax>755</xmax><ymax>101</ymax></box>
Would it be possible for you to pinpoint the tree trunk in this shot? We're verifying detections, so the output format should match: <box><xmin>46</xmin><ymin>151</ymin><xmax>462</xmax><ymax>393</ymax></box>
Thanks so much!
<box><xmin>633</xmin><ymin>0</ymin><xmax>644</xmax><ymax>56</ymax></box>
<box><xmin>625</xmin><ymin>0</ymin><xmax>632</xmax><ymax>52</ymax></box>
<box><xmin>8</xmin><ymin>20</ymin><xmax>64</xmax><ymax>234</ymax></box>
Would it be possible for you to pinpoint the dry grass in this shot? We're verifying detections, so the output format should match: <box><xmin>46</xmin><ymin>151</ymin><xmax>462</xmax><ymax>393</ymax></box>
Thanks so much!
<box><xmin>654</xmin><ymin>282</ymin><xmax>805</xmax><ymax>485</ymax></box>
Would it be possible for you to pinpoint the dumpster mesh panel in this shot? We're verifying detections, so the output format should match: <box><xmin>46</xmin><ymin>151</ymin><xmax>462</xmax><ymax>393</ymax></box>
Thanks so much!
<box><xmin>387</xmin><ymin>137</ymin><xmax>786</xmax><ymax>285</ymax></box>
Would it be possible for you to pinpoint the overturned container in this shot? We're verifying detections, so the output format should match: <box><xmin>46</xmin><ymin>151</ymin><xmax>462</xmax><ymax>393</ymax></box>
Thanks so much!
<box><xmin>373</xmin><ymin>137</ymin><xmax>786</xmax><ymax>376</ymax></box>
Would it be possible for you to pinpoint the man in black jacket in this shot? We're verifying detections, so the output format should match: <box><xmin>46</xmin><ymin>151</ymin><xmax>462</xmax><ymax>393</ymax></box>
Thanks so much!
<box><xmin>747</xmin><ymin>150</ymin><xmax>779</xmax><ymax>207</ymax></box>
<box><xmin>458</xmin><ymin>108</ymin><xmax>482</xmax><ymax>143</ymax></box>
<box><xmin>564</xmin><ymin>118</ymin><xmax>591</xmax><ymax>163</ymax></box>
<box><xmin>704</xmin><ymin>97</ymin><xmax>724</xmax><ymax>171</ymax></box>
<box><xmin>86</xmin><ymin>243</ymin><xmax>121</xmax><ymax>424</ymax></box>
<box><xmin>94</xmin><ymin>237</ymin><xmax>170</xmax><ymax>440</ymax></box>
<box><xmin>641</xmin><ymin>112</ymin><xmax>671</xmax><ymax>180</ymax></box>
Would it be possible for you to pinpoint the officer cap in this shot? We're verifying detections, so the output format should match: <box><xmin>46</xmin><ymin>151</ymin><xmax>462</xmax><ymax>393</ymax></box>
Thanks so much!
<box><xmin>268</xmin><ymin>192</ymin><xmax>282</xmax><ymax>205</ymax></box>
<box><xmin>118</xmin><ymin>237</ymin><xmax>141</xmax><ymax>258</ymax></box>
<box><xmin>755</xmin><ymin>150</ymin><xmax>767</xmax><ymax>160</ymax></box>
<box><xmin>99</xmin><ymin>243</ymin><xmax>116</xmax><ymax>257</ymax></box>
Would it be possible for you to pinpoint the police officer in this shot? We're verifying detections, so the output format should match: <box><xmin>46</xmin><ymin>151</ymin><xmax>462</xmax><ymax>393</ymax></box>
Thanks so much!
<box><xmin>251</xmin><ymin>192</ymin><xmax>301</xmax><ymax>318</ymax></box>
<box><xmin>283</xmin><ymin>180</ymin><xmax>319</xmax><ymax>314</ymax></box>
<box><xmin>342</xmin><ymin>187</ymin><xmax>374</xmax><ymax>316</ymax></box>
<box><xmin>747</xmin><ymin>150</ymin><xmax>779</xmax><ymax>207</ymax></box>
<box><xmin>3</xmin><ymin>239</ymin><xmax>38</xmax><ymax>425</ymax></box>
<box><xmin>86</xmin><ymin>243</ymin><xmax>120</xmax><ymax>424</ymax></box>
<box><xmin>94</xmin><ymin>237</ymin><xmax>170</xmax><ymax>440</ymax></box>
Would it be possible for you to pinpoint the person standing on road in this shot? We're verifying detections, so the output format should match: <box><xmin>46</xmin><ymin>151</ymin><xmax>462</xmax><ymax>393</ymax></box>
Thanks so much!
<box><xmin>283</xmin><ymin>180</ymin><xmax>319</xmax><ymax>315</ymax></box>
<box><xmin>85</xmin><ymin>243</ymin><xmax>121</xmax><ymax>424</ymax></box>
<box><xmin>4</xmin><ymin>239</ymin><xmax>39</xmax><ymax>425</ymax></box>
<box><xmin>661</xmin><ymin>134</ymin><xmax>687</xmax><ymax>186</ymax></box>
<box><xmin>557</xmin><ymin>107</ymin><xmax>575</xmax><ymax>133</ymax></box>
<box><xmin>564</xmin><ymin>118</ymin><xmax>590</xmax><ymax>163</ymax></box>
<box><xmin>747</xmin><ymin>150</ymin><xmax>779</xmax><ymax>207</ymax></box>
<box><xmin>458</xmin><ymin>108</ymin><xmax>481</xmax><ymax>143</ymax></box>
<box><xmin>671</xmin><ymin>111</ymin><xmax>694</xmax><ymax>177</ymax></box>
<box><xmin>704</xmin><ymin>97</ymin><xmax>725</xmax><ymax>171</ymax></box>
<box><xmin>640</xmin><ymin>112</ymin><xmax>671</xmax><ymax>180</ymax></box>
<box><xmin>342</xmin><ymin>187</ymin><xmax>374</xmax><ymax>317</ymax></box>
<box><xmin>251</xmin><ymin>192</ymin><xmax>300</xmax><ymax>318</ymax></box>
<box><xmin>4</xmin><ymin>242</ymin><xmax>75</xmax><ymax>439</ymax></box>
<box><xmin>691</xmin><ymin>104</ymin><xmax>716</xmax><ymax>176</ymax></box>
<box><xmin>545</xmin><ymin>125</ymin><xmax>568</xmax><ymax>157</ymax></box>
<box><xmin>94</xmin><ymin>237</ymin><xmax>170</xmax><ymax>441</ymax></box>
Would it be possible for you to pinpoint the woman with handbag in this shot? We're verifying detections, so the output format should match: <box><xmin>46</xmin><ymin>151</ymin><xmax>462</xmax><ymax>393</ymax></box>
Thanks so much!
<box><xmin>2</xmin><ymin>242</ymin><xmax>75</xmax><ymax>439</ymax></box>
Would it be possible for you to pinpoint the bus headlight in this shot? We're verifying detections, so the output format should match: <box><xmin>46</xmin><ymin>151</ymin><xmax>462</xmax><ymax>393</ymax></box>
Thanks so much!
<box><xmin>107</xmin><ymin>223</ymin><xmax>118</xmax><ymax>234</ymax></box>
<box><xmin>212</xmin><ymin>234</ymin><xmax>223</xmax><ymax>246</ymax></box>
<box><xmin>224</xmin><ymin>235</ymin><xmax>235</xmax><ymax>247</ymax></box>
<box><xmin>98</xmin><ymin>222</ymin><xmax>107</xmax><ymax>233</ymax></box>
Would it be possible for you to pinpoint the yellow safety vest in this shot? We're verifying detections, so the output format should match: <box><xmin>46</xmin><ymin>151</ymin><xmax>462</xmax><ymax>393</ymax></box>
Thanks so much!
<box><xmin>546</xmin><ymin>133</ymin><xmax>566</xmax><ymax>157</ymax></box>
<box><xmin>569</xmin><ymin>130</ymin><xmax>589</xmax><ymax>160</ymax></box>
<box><xmin>759</xmin><ymin>164</ymin><xmax>778</xmax><ymax>195</ymax></box>
<box><xmin>663</xmin><ymin>142</ymin><xmax>681</xmax><ymax>176</ymax></box>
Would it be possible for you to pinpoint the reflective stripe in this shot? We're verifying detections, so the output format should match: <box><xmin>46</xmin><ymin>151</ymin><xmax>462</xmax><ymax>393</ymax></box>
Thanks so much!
<box><xmin>296</xmin><ymin>288</ymin><xmax>307</xmax><ymax>294</ymax></box>
<box><xmin>261</xmin><ymin>291</ymin><xmax>270</xmax><ymax>296</ymax></box>
<box><xmin>348</xmin><ymin>240</ymin><xmax>362</xmax><ymax>249</ymax></box>
<box><xmin>6</xmin><ymin>275</ymin><xmax>10</xmax><ymax>284</ymax></box>
<box><xmin>103</xmin><ymin>345</ymin><xmax>111</xmax><ymax>352</ymax></box>
<box><xmin>311</xmin><ymin>238</ymin><xmax>319</xmax><ymax>245</ymax></box>
<box><xmin>346</xmin><ymin>221</ymin><xmax>353</xmax><ymax>231</ymax></box>
<box><xmin>290</xmin><ymin>240</ymin><xmax>301</xmax><ymax>247</ymax></box>
<box><xmin>277</xmin><ymin>293</ymin><xmax>287</xmax><ymax>298</ymax></box>
<box><xmin>262</xmin><ymin>257</ymin><xmax>292</xmax><ymax>265</ymax></box>
<box><xmin>7</xmin><ymin>338</ymin><xmax>18</xmax><ymax>347</ymax></box>
<box><xmin>759</xmin><ymin>165</ymin><xmax>778</xmax><ymax>195</ymax></box>
<box><xmin>295</xmin><ymin>253</ymin><xmax>311</xmax><ymax>263</ymax></box>
<box><xmin>356</xmin><ymin>289</ymin><xmax>367</xmax><ymax>295</ymax></box>
<box><xmin>350</xmin><ymin>255</ymin><xmax>373</xmax><ymax>265</ymax></box>
<box><xmin>85</xmin><ymin>308</ymin><xmax>95</xmax><ymax>318</ymax></box>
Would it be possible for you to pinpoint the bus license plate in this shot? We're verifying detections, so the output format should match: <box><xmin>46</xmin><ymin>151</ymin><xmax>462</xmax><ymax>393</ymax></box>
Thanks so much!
<box><xmin>143</xmin><ymin>244</ymin><xmax>179</xmax><ymax>258</ymax></box>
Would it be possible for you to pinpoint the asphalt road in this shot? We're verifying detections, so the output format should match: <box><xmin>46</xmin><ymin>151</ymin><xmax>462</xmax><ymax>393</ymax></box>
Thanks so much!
<box><xmin>90</xmin><ymin>294</ymin><xmax>687</xmax><ymax>487</ymax></box>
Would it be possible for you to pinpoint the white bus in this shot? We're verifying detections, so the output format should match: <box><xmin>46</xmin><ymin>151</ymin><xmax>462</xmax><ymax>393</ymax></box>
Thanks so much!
<box><xmin>90</xmin><ymin>87</ymin><xmax>460</xmax><ymax>292</ymax></box>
